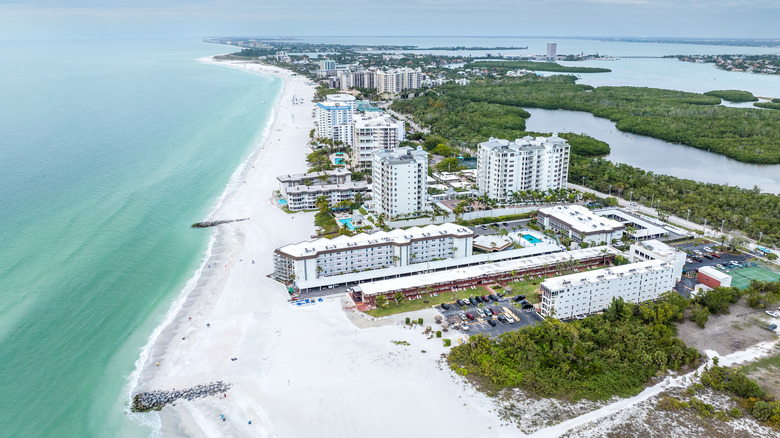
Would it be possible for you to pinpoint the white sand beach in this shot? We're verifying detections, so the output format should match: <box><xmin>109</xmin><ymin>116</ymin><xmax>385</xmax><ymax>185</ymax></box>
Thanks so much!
<box><xmin>132</xmin><ymin>57</ymin><xmax>513</xmax><ymax>438</ymax></box>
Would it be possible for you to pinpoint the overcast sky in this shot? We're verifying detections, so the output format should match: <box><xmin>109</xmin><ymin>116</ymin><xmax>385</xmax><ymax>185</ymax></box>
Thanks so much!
<box><xmin>0</xmin><ymin>0</ymin><xmax>778</xmax><ymax>39</ymax></box>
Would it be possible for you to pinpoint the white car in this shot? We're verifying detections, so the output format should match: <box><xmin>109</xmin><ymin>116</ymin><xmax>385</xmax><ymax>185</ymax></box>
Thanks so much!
<box><xmin>766</xmin><ymin>311</ymin><xmax>780</xmax><ymax>318</ymax></box>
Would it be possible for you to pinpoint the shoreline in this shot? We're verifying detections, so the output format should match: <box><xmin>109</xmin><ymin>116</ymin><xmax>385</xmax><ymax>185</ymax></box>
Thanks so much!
<box><xmin>128</xmin><ymin>56</ymin><xmax>316</xmax><ymax>436</ymax></box>
<box><xmin>128</xmin><ymin>56</ymin><xmax>513</xmax><ymax>438</ymax></box>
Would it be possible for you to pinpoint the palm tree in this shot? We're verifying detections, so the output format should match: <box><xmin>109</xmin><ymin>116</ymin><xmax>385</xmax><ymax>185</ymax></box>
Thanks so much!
<box><xmin>375</xmin><ymin>295</ymin><xmax>387</xmax><ymax>308</ymax></box>
<box><xmin>394</xmin><ymin>291</ymin><xmax>405</xmax><ymax>304</ymax></box>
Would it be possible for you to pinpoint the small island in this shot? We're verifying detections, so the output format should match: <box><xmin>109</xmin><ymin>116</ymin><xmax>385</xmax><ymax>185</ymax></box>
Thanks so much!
<box><xmin>672</xmin><ymin>54</ymin><xmax>780</xmax><ymax>75</ymax></box>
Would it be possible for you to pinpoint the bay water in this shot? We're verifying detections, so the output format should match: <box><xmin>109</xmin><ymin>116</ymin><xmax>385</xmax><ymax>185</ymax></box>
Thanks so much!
<box><xmin>0</xmin><ymin>38</ymin><xmax>280</xmax><ymax>437</ymax></box>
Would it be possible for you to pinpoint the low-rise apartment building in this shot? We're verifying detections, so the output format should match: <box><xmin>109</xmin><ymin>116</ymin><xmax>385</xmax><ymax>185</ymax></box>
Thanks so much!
<box><xmin>537</xmin><ymin>205</ymin><xmax>625</xmax><ymax>244</ymax></box>
<box><xmin>277</xmin><ymin>169</ymin><xmax>367</xmax><ymax>211</ymax></box>
<box><xmin>273</xmin><ymin>223</ymin><xmax>474</xmax><ymax>282</ymax></box>
<box><xmin>540</xmin><ymin>260</ymin><xmax>678</xmax><ymax>319</ymax></box>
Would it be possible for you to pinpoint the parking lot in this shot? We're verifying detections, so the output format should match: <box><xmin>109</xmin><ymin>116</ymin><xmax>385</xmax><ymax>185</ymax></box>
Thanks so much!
<box><xmin>436</xmin><ymin>295</ymin><xmax>543</xmax><ymax>338</ymax></box>
<box><xmin>673</xmin><ymin>242</ymin><xmax>752</xmax><ymax>295</ymax></box>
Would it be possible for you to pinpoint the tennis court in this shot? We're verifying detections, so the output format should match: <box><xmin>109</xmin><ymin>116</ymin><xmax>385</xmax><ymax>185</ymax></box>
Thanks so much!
<box><xmin>727</xmin><ymin>266</ymin><xmax>780</xmax><ymax>289</ymax></box>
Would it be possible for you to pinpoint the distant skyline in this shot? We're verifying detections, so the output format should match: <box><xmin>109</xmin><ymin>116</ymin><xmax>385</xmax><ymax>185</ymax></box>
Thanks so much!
<box><xmin>0</xmin><ymin>1</ymin><xmax>778</xmax><ymax>40</ymax></box>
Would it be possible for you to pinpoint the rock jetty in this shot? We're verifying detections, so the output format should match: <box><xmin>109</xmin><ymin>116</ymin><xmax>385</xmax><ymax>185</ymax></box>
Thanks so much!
<box><xmin>191</xmin><ymin>218</ymin><xmax>248</xmax><ymax>228</ymax></box>
<box><xmin>132</xmin><ymin>381</ymin><xmax>232</xmax><ymax>412</ymax></box>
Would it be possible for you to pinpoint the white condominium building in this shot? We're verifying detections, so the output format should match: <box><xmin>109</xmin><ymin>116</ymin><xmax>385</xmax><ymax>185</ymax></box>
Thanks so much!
<box><xmin>537</xmin><ymin>205</ymin><xmax>625</xmax><ymax>244</ymax></box>
<box><xmin>283</xmin><ymin>182</ymin><xmax>368</xmax><ymax>211</ymax></box>
<box><xmin>277</xmin><ymin>168</ymin><xmax>368</xmax><ymax>212</ymax></box>
<box><xmin>629</xmin><ymin>239</ymin><xmax>686</xmax><ymax>282</ymax></box>
<box><xmin>540</xmin><ymin>260</ymin><xmax>678</xmax><ymax>319</ymax></box>
<box><xmin>371</xmin><ymin>146</ymin><xmax>429</xmax><ymax>219</ymax></box>
<box><xmin>315</xmin><ymin>94</ymin><xmax>357</xmax><ymax>144</ymax></box>
<box><xmin>476</xmin><ymin>135</ymin><xmax>570</xmax><ymax>200</ymax></box>
<box><xmin>333</xmin><ymin>68</ymin><xmax>423</xmax><ymax>93</ymax></box>
<box><xmin>277</xmin><ymin>168</ymin><xmax>353</xmax><ymax>195</ymax></box>
<box><xmin>273</xmin><ymin>223</ymin><xmax>474</xmax><ymax>282</ymax></box>
<box><xmin>352</xmin><ymin>114</ymin><xmax>405</xmax><ymax>170</ymax></box>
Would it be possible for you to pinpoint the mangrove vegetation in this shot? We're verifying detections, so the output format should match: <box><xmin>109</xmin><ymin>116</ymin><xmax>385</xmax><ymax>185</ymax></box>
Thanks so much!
<box><xmin>393</xmin><ymin>75</ymin><xmax>780</xmax><ymax>164</ymax></box>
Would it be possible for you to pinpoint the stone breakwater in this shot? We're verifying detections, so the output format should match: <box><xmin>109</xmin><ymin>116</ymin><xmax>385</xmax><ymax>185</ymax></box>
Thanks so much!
<box><xmin>191</xmin><ymin>218</ymin><xmax>249</xmax><ymax>228</ymax></box>
<box><xmin>132</xmin><ymin>381</ymin><xmax>232</xmax><ymax>412</ymax></box>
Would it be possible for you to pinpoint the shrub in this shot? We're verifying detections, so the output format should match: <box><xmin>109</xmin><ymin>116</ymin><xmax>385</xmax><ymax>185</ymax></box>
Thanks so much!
<box><xmin>436</xmin><ymin>331</ymin><xmax>442</xmax><ymax>338</ymax></box>
<box><xmin>443</xmin><ymin>339</ymin><xmax>451</xmax><ymax>347</ymax></box>
<box><xmin>418</xmin><ymin>318</ymin><xmax>423</xmax><ymax>325</ymax></box>
<box><xmin>405</xmin><ymin>317</ymin><xmax>411</xmax><ymax>324</ymax></box>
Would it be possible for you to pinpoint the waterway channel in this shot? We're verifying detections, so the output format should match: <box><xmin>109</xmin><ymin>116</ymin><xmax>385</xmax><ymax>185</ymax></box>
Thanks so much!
<box><xmin>522</xmin><ymin>107</ymin><xmax>780</xmax><ymax>194</ymax></box>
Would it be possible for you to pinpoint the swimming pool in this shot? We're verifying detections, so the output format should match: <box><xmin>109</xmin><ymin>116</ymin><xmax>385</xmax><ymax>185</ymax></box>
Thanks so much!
<box><xmin>278</xmin><ymin>199</ymin><xmax>288</xmax><ymax>205</ymax></box>
<box><xmin>338</xmin><ymin>218</ymin><xmax>356</xmax><ymax>231</ymax></box>
<box><xmin>523</xmin><ymin>234</ymin><xmax>542</xmax><ymax>244</ymax></box>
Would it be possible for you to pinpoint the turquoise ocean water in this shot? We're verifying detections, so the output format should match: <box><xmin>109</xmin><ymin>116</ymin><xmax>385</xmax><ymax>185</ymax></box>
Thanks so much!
<box><xmin>0</xmin><ymin>39</ymin><xmax>280</xmax><ymax>437</ymax></box>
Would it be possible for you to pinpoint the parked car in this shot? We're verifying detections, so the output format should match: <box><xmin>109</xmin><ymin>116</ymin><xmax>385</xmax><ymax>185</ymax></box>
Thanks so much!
<box><xmin>522</xmin><ymin>303</ymin><xmax>534</xmax><ymax>310</ymax></box>
<box><xmin>496</xmin><ymin>293</ymin><xmax>503</xmax><ymax>299</ymax></box>
<box><xmin>488</xmin><ymin>319</ymin><xmax>497</xmax><ymax>327</ymax></box>
<box><xmin>474</xmin><ymin>296</ymin><xmax>483</xmax><ymax>303</ymax></box>
<box><xmin>513</xmin><ymin>295</ymin><xmax>525</xmax><ymax>302</ymax></box>
<box><xmin>575</xmin><ymin>314</ymin><xmax>586</xmax><ymax>320</ymax></box>
<box><xmin>441</xmin><ymin>303</ymin><xmax>450</xmax><ymax>311</ymax></box>
<box><xmin>456</xmin><ymin>299</ymin><xmax>465</xmax><ymax>307</ymax></box>
<box><xmin>466</xmin><ymin>313</ymin><xmax>475</xmax><ymax>320</ymax></box>
<box><xmin>716</xmin><ymin>264</ymin><xmax>725</xmax><ymax>269</ymax></box>
<box><xmin>480</xmin><ymin>225</ymin><xmax>487</xmax><ymax>230</ymax></box>
<box><xmin>489</xmin><ymin>308</ymin><xmax>498</xmax><ymax>315</ymax></box>
<box><xmin>703</xmin><ymin>254</ymin><xmax>713</xmax><ymax>259</ymax></box>
<box><xmin>703</xmin><ymin>247</ymin><xmax>713</xmax><ymax>253</ymax></box>
<box><xmin>497</xmin><ymin>315</ymin><xmax>507</xmax><ymax>323</ymax></box>
<box><xmin>469</xmin><ymin>297</ymin><xmax>478</xmax><ymax>305</ymax></box>
<box><xmin>481</xmin><ymin>295</ymin><xmax>490</xmax><ymax>302</ymax></box>
<box><xmin>502</xmin><ymin>222</ymin><xmax>508</xmax><ymax>226</ymax></box>
<box><xmin>767</xmin><ymin>324</ymin><xmax>777</xmax><ymax>331</ymax></box>
<box><xmin>766</xmin><ymin>310</ymin><xmax>779</xmax><ymax>318</ymax></box>
<box><xmin>459</xmin><ymin>314</ymin><xmax>467</xmax><ymax>321</ymax></box>
<box><xmin>462</xmin><ymin>324</ymin><xmax>470</xmax><ymax>331</ymax></box>
<box><xmin>730</xmin><ymin>261</ymin><xmax>740</xmax><ymax>267</ymax></box>
<box><xmin>694</xmin><ymin>249</ymin><xmax>703</xmax><ymax>255</ymax></box>
<box><xmin>711</xmin><ymin>253</ymin><xmax>721</xmax><ymax>258</ymax></box>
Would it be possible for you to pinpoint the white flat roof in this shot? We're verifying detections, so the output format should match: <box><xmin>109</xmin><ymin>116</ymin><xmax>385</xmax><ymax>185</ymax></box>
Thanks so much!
<box><xmin>596</xmin><ymin>208</ymin><xmax>668</xmax><ymax>238</ymax></box>
<box><xmin>297</xmin><ymin>242</ymin><xmax>563</xmax><ymax>290</ymax></box>
<box><xmin>540</xmin><ymin>205</ymin><xmax>624</xmax><ymax>235</ymax></box>
<box><xmin>286</xmin><ymin>181</ymin><xmax>368</xmax><ymax>195</ymax></box>
<box><xmin>698</xmin><ymin>266</ymin><xmax>732</xmax><ymax>282</ymax></box>
<box><xmin>542</xmin><ymin>259</ymin><xmax>670</xmax><ymax>290</ymax></box>
<box><xmin>632</xmin><ymin>239</ymin><xmax>677</xmax><ymax>258</ymax></box>
<box><xmin>277</xmin><ymin>222</ymin><xmax>473</xmax><ymax>259</ymax></box>
<box><xmin>357</xmin><ymin>246</ymin><xmax>620</xmax><ymax>296</ymax></box>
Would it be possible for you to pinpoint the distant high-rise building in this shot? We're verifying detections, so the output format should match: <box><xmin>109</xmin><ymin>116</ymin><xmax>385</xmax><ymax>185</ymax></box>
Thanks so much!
<box><xmin>371</xmin><ymin>146</ymin><xmax>429</xmax><ymax>218</ymax></box>
<box><xmin>317</xmin><ymin>59</ymin><xmax>336</xmax><ymax>77</ymax></box>
<box><xmin>546</xmin><ymin>43</ymin><xmax>557</xmax><ymax>59</ymax></box>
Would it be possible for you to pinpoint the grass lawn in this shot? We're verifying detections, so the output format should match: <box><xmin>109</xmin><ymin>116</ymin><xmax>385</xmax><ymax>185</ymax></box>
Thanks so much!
<box><xmin>366</xmin><ymin>289</ymin><xmax>501</xmax><ymax>317</ymax></box>
<box><xmin>504</xmin><ymin>280</ymin><xmax>541</xmax><ymax>303</ymax></box>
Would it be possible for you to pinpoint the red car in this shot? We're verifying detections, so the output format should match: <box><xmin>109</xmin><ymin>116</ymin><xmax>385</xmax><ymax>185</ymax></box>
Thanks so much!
<box><xmin>466</xmin><ymin>312</ymin><xmax>475</xmax><ymax>320</ymax></box>
<box><xmin>712</xmin><ymin>253</ymin><xmax>721</xmax><ymax>258</ymax></box>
